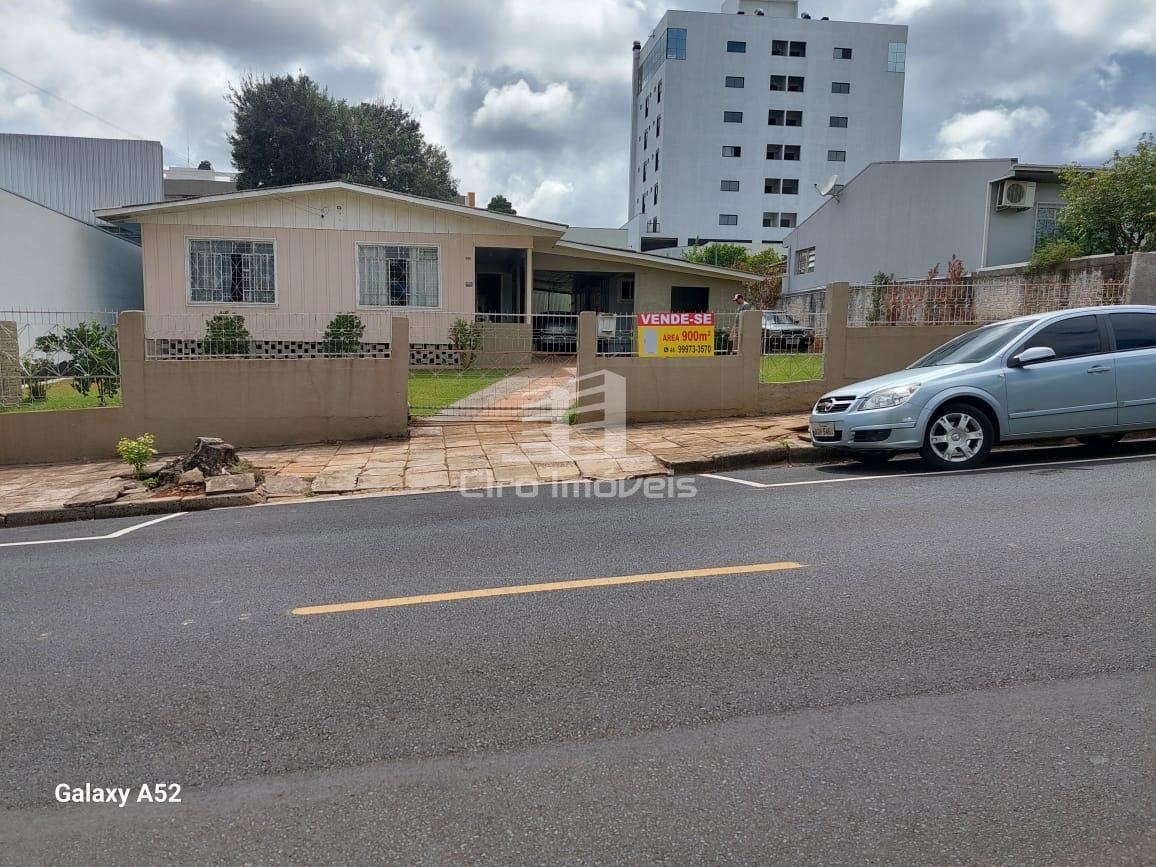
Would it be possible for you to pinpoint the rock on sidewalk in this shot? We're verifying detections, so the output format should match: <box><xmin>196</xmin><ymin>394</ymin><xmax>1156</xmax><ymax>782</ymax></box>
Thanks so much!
<box><xmin>64</xmin><ymin>480</ymin><xmax>130</xmax><ymax>508</ymax></box>
<box><xmin>178</xmin><ymin>468</ymin><xmax>205</xmax><ymax>485</ymax></box>
<box><xmin>205</xmin><ymin>473</ymin><xmax>256</xmax><ymax>495</ymax></box>
<box><xmin>262</xmin><ymin>475</ymin><xmax>311</xmax><ymax>498</ymax></box>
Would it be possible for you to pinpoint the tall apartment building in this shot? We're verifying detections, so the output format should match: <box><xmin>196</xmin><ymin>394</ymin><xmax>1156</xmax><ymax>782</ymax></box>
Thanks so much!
<box><xmin>626</xmin><ymin>0</ymin><xmax>907</xmax><ymax>254</ymax></box>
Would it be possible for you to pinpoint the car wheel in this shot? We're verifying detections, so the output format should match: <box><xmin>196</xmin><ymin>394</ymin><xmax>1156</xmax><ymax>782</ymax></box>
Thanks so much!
<box><xmin>919</xmin><ymin>403</ymin><xmax>994</xmax><ymax>470</ymax></box>
<box><xmin>1076</xmin><ymin>433</ymin><xmax>1124</xmax><ymax>449</ymax></box>
<box><xmin>851</xmin><ymin>452</ymin><xmax>894</xmax><ymax>466</ymax></box>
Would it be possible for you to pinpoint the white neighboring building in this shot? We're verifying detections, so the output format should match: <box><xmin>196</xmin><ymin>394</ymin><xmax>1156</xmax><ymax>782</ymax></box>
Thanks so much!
<box><xmin>0</xmin><ymin>134</ymin><xmax>161</xmax><ymax>329</ymax></box>
<box><xmin>626</xmin><ymin>0</ymin><xmax>907</xmax><ymax>255</ymax></box>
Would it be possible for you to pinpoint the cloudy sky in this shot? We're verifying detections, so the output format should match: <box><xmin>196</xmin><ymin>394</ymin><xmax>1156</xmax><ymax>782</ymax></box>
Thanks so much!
<box><xmin>2</xmin><ymin>0</ymin><xmax>1153</xmax><ymax>226</ymax></box>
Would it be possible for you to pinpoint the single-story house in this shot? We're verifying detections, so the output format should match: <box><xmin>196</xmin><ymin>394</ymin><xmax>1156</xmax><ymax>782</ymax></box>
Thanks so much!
<box><xmin>95</xmin><ymin>181</ymin><xmax>752</xmax><ymax>359</ymax></box>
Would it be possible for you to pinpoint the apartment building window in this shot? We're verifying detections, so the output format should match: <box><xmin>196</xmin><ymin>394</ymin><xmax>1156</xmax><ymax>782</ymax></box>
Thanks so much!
<box><xmin>785</xmin><ymin>110</ymin><xmax>803</xmax><ymax>127</ymax></box>
<box><xmin>766</xmin><ymin>144</ymin><xmax>782</xmax><ymax>160</ymax></box>
<box><xmin>357</xmin><ymin>244</ymin><xmax>440</xmax><ymax>308</ymax></box>
<box><xmin>188</xmin><ymin>239</ymin><xmax>276</xmax><ymax>304</ymax></box>
<box><xmin>642</xmin><ymin>162</ymin><xmax>647</xmax><ymax>182</ymax></box>
<box><xmin>657</xmin><ymin>81</ymin><xmax>663</xmax><ymax>102</ymax></box>
<box><xmin>779</xmin><ymin>212</ymin><xmax>797</xmax><ymax>228</ymax></box>
<box><xmin>771</xmin><ymin>40</ymin><xmax>787</xmax><ymax>56</ymax></box>
<box><xmin>784</xmin><ymin>145</ymin><xmax>801</xmax><ymax>160</ymax></box>
<box><xmin>723</xmin><ymin>110</ymin><xmax>744</xmax><ymax>123</ymax></box>
<box><xmin>654</xmin><ymin>149</ymin><xmax>660</xmax><ymax>169</ymax></box>
<box><xmin>794</xmin><ymin>246</ymin><xmax>816</xmax><ymax>274</ymax></box>
<box><xmin>829</xmin><ymin>115</ymin><xmax>849</xmax><ymax>128</ymax></box>
<box><xmin>832</xmin><ymin>81</ymin><xmax>851</xmax><ymax>94</ymax></box>
<box><xmin>656</xmin><ymin>115</ymin><xmax>661</xmax><ymax>136</ymax></box>
<box><xmin>768</xmin><ymin>110</ymin><xmax>784</xmax><ymax>126</ymax></box>
<box><xmin>828</xmin><ymin>149</ymin><xmax>847</xmax><ymax>161</ymax></box>
<box><xmin>834</xmin><ymin>47</ymin><xmax>853</xmax><ymax>59</ymax></box>
<box><xmin>722</xmin><ymin>145</ymin><xmax>742</xmax><ymax>157</ymax></box>
<box><xmin>721</xmin><ymin>180</ymin><xmax>740</xmax><ymax>192</ymax></box>
<box><xmin>719</xmin><ymin>214</ymin><xmax>739</xmax><ymax>226</ymax></box>
<box><xmin>888</xmin><ymin>42</ymin><xmax>907</xmax><ymax>72</ymax></box>
<box><xmin>789</xmin><ymin>41</ymin><xmax>807</xmax><ymax>57</ymax></box>
<box><xmin>764</xmin><ymin>178</ymin><xmax>780</xmax><ymax>194</ymax></box>
<box><xmin>787</xmin><ymin>76</ymin><xmax>805</xmax><ymax>92</ymax></box>
<box><xmin>727</xmin><ymin>40</ymin><xmax>747</xmax><ymax>53</ymax></box>
<box><xmin>725</xmin><ymin>75</ymin><xmax>745</xmax><ymax>88</ymax></box>
<box><xmin>654</xmin><ymin>185</ymin><xmax>659</xmax><ymax>205</ymax></box>
<box><xmin>762</xmin><ymin>212</ymin><xmax>778</xmax><ymax>228</ymax></box>
<box><xmin>782</xmin><ymin>179</ymin><xmax>799</xmax><ymax>194</ymax></box>
<box><xmin>770</xmin><ymin>75</ymin><xmax>786</xmax><ymax>91</ymax></box>
<box><xmin>667</xmin><ymin>27</ymin><xmax>687</xmax><ymax>59</ymax></box>
<box><xmin>643</xmin><ymin>130</ymin><xmax>648</xmax><ymax>150</ymax></box>
<box><xmin>645</xmin><ymin>96</ymin><xmax>650</xmax><ymax>118</ymax></box>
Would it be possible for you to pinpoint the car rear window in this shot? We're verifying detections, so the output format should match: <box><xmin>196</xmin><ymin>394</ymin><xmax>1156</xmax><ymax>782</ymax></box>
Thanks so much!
<box><xmin>1109</xmin><ymin>312</ymin><xmax>1156</xmax><ymax>351</ymax></box>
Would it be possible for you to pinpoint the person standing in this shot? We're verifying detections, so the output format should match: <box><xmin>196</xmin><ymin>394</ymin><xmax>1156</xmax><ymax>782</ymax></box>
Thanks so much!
<box><xmin>732</xmin><ymin>293</ymin><xmax>753</xmax><ymax>348</ymax></box>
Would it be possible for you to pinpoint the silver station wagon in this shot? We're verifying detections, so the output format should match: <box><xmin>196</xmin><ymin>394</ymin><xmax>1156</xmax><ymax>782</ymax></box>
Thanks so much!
<box><xmin>809</xmin><ymin>305</ymin><xmax>1156</xmax><ymax>469</ymax></box>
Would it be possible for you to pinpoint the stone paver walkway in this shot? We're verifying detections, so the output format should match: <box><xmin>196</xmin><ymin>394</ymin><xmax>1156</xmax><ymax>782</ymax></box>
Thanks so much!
<box><xmin>432</xmin><ymin>360</ymin><xmax>577</xmax><ymax>421</ymax></box>
<box><xmin>0</xmin><ymin>414</ymin><xmax>811</xmax><ymax>520</ymax></box>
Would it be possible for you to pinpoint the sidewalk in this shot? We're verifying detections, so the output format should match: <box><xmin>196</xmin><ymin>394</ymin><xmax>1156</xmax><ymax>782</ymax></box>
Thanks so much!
<box><xmin>0</xmin><ymin>414</ymin><xmax>813</xmax><ymax>527</ymax></box>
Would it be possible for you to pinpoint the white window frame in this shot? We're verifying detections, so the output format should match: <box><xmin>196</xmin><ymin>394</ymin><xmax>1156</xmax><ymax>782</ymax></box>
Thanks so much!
<box><xmin>185</xmin><ymin>236</ymin><xmax>278</xmax><ymax>307</ymax></box>
<box><xmin>355</xmin><ymin>241</ymin><xmax>443</xmax><ymax>311</ymax></box>
<box><xmin>795</xmin><ymin>246</ymin><xmax>816</xmax><ymax>274</ymax></box>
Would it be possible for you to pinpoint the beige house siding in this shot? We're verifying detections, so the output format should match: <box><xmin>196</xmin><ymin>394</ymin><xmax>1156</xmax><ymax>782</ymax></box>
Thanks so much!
<box><xmin>142</xmin><ymin>223</ymin><xmax>535</xmax><ymax>345</ymax></box>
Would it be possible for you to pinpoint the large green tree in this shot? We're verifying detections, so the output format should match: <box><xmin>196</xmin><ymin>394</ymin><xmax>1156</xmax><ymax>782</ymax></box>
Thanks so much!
<box><xmin>228</xmin><ymin>75</ymin><xmax>459</xmax><ymax>200</ymax></box>
<box><xmin>1059</xmin><ymin>133</ymin><xmax>1156</xmax><ymax>254</ymax></box>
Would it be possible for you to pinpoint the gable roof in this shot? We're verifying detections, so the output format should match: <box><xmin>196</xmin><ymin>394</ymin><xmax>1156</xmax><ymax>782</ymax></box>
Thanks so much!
<box><xmin>94</xmin><ymin>180</ymin><xmax>569</xmax><ymax>235</ymax></box>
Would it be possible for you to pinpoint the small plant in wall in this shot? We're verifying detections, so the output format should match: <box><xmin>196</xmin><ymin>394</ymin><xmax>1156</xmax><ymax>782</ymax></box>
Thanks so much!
<box><xmin>116</xmin><ymin>433</ymin><xmax>158</xmax><ymax>479</ymax></box>
<box><xmin>204</xmin><ymin>312</ymin><xmax>251</xmax><ymax>356</ymax></box>
<box><xmin>449</xmin><ymin>318</ymin><xmax>483</xmax><ymax>369</ymax></box>
<box><xmin>946</xmin><ymin>254</ymin><xmax>966</xmax><ymax>282</ymax></box>
<box><xmin>321</xmin><ymin>312</ymin><xmax>365</xmax><ymax>356</ymax></box>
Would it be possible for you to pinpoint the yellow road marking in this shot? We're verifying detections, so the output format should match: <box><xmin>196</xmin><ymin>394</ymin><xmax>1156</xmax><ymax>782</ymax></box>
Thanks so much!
<box><xmin>291</xmin><ymin>561</ymin><xmax>805</xmax><ymax>616</ymax></box>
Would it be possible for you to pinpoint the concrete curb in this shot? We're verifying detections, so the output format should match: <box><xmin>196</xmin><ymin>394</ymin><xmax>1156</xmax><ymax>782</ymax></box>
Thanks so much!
<box><xmin>1</xmin><ymin>492</ymin><xmax>266</xmax><ymax>528</ymax></box>
<box><xmin>656</xmin><ymin>439</ymin><xmax>826</xmax><ymax>474</ymax></box>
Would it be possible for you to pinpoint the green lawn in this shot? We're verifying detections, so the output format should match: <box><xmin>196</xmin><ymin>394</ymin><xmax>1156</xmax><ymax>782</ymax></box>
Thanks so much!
<box><xmin>760</xmin><ymin>353</ymin><xmax>823</xmax><ymax>383</ymax></box>
<box><xmin>408</xmin><ymin>369</ymin><xmax>519</xmax><ymax>418</ymax></box>
<box><xmin>1</xmin><ymin>380</ymin><xmax>122</xmax><ymax>413</ymax></box>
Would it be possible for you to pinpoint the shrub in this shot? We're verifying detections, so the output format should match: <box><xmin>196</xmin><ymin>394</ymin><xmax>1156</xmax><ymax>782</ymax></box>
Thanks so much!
<box><xmin>1025</xmin><ymin>237</ymin><xmax>1085</xmax><ymax>276</ymax></box>
<box><xmin>116</xmin><ymin>433</ymin><xmax>158</xmax><ymax>478</ymax></box>
<box><xmin>19</xmin><ymin>351</ymin><xmax>56</xmax><ymax>401</ymax></box>
<box><xmin>867</xmin><ymin>272</ymin><xmax>894</xmax><ymax>324</ymax></box>
<box><xmin>449</xmin><ymin>318</ymin><xmax>483</xmax><ymax>369</ymax></box>
<box><xmin>321</xmin><ymin>312</ymin><xmax>365</xmax><ymax>355</ymax></box>
<box><xmin>33</xmin><ymin>319</ymin><xmax>120</xmax><ymax>405</ymax></box>
<box><xmin>204</xmin><ymin>313</ymin><xmax>251</xmax><ymax>356</ymax></box>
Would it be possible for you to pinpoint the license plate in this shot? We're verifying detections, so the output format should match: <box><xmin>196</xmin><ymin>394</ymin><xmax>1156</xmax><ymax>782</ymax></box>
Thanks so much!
<box><xmin>811</xmin><ymin>422</ymin><xmax>835</xmax><ymax>438</ymax></box>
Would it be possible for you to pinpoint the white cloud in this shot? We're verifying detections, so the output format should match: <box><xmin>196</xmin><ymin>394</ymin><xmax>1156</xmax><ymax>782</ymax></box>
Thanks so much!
<box><xmin>1069</xmin><ymin>106</ymin><xmax>1156</xmax><ymax>161</ymax></box>
<box><xmin>519</xmin><ymin>179</ymin><xmax>574</xmax><ymax>222</ymax></box>
<box><xmin>1036</xmin><ymin>0</ymin><xmax>1156</xmax><ymax>53</ymax></box>
<box><xmin>936</xmin><ymin>106</ymin><xmax>1051</xmax><ymax>158</ymax></box>
<box><xmin>472</xmin><ymin>81</ymin><xmax>575</xmax><ymax>132</ymax></box>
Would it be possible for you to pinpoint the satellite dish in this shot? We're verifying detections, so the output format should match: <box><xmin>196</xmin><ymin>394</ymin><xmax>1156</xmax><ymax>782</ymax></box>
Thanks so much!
<box><xmin>818</xmin><ymin>175</ymin><xmax>840</xmax><ymax>196</ymax></box>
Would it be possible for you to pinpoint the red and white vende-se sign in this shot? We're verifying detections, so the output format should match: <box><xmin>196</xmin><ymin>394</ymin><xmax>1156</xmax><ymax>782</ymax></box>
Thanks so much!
<box><xmin>636</xmin><ymin>312</ymin><xmax>716</xmax><ymax>326</ymax></box>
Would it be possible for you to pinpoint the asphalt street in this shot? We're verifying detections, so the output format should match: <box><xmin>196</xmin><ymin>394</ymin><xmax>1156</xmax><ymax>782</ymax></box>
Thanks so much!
<box><xmin>1</xmin><ymin>443</ymin><xmax>1153</xmax><ymax>865</ymax></box>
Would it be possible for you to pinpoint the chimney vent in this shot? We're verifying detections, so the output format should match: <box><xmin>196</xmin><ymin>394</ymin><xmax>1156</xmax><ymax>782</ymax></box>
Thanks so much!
<box><xmin>467</xmin><ymin>192</ymin><xmax>476</xmax><ymax>208</ymax></box>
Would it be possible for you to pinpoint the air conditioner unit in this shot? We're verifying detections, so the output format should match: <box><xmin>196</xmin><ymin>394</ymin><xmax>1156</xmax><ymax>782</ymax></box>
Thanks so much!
<box><xmin>997</xmin><ymin>180</ymin><xmax>1036</xmax><ymax>210</ymax></box>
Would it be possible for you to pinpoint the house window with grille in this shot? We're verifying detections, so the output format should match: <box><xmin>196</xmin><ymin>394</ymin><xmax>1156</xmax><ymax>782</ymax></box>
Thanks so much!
<box><xmin>794</xmin><ymin>246</ymin><xmax>816</xmax><ymax>273</ymax></box>
<box><xmin>188</xmin><ymin>239</ymin><xmax>276</xmax><ymax>304</ymax></box>
<box><xmin>358</xmin><ymin>244</ymin><xmax>440</xmax><ymax>307</ymax></box>
<box><xmin>1034</xmin><ymin>205</ymin><xmax>1064</xmax><ymax>245</ymax></box>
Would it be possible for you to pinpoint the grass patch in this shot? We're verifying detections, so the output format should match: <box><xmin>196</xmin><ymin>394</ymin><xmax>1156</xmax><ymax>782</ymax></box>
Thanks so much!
<box><xmin>408</xmin><ymin>369</ymin><xmax>519</xmax><ymax>418</ymax></box>
<box><xmin>760</xmin><ymin>353</ymin><xmax>823</xmax><ymax>383</ymax></box>
<box><xmin>0</xmin><ymin>380</ymin><xmax>123</xmax><ymax>413</ymax></box>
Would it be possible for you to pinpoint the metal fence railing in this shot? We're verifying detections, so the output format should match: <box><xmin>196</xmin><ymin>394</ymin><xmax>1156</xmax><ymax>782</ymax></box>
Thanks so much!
<box><xmin>0</xmin><ymin>310</ymin><xmax>120</xmax><ymax>411</ymax></box>
<box><xmin>848</xmin><ymin>280</ymin><xmax>1131</xmax><ymax>327</ymax></box>
<box><xmin>759</xmin><ymin>308</ymin><xmax>826</xmax><ymax>383</ymax></box>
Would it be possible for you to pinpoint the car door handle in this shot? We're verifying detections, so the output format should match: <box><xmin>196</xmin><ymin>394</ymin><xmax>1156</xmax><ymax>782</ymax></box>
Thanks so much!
<box><xmin>1087</xmin><ymin>365</ymin><xmax>1111</xmax><ymax>374</ymax></box>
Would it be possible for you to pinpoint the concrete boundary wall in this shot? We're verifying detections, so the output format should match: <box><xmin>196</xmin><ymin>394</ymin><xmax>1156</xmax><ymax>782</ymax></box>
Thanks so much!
<box><xmin>578</xmin><ymin>284</ymin><xmax>982</xmax><ymax>422</ymax></box>
<box><xmin>0</xmin><ymin>312</ymin><xmax>409</xmax><ymax>466</ymax></box>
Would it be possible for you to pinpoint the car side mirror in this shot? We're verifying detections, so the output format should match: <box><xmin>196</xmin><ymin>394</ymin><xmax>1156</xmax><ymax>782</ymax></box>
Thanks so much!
<box><xmin>1009</xmin><ymin>346</ymin><xmax>1057</xmax><ymax>368</ymax></box>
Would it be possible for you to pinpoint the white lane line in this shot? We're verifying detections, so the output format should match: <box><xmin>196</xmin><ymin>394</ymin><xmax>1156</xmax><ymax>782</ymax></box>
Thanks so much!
<box><xmin>699</xmin><ymin>450</ymin><xmax>1156</xmax><ymax>491</ymax></box>
<box><xmin>699</xmin><ymin>472</ymin><xmax>772</xmax><ymax>488</ymax></box>
<box><xmin>0</xmin><ymin>512</ymin><xmax>185</xmax><ymax>548</ymax></box>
